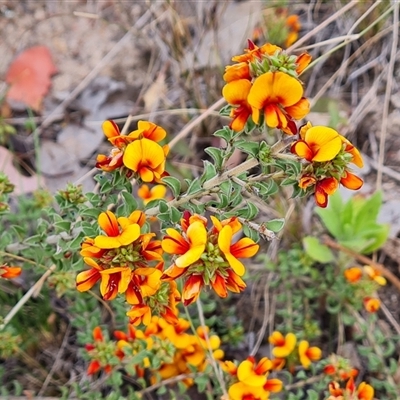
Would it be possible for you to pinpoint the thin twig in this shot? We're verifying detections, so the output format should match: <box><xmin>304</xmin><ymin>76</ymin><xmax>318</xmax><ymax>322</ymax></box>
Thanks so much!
<box><xmin>32</xmin><ymin>10</ymin><xmax>153</xmax><ymax>137</ymax></box>
<box><xmin>168</xmin><ymin>97</ymin><xmax>226</xmax><ymax>149</ymax></box>
<box><xmin>138</xmin><ymin>372</ymin><xmax>201</xmax><ymax>395</ymax></box>
<box><xmin>196</xmin><ymin>299</ymin><xmax>228</xmax><ymax>397</ymax></box>
<box><xmin>0</xmin><ymin>265</ymin><xmax>56</xmax><ymax>331</ymax></box>
<box><xmin>376</xmin><ymin>2</ymin><xmax>399</xmax><ymax>190</ymax></box>
<box><xmin>250</xmin><ymin>274</ymin><xmax>272</xmax><ymax>357</ymax></box>
<box><xmin>322</xmin><ymin>236</ymin><xmax>400</xmax><ymax>292</ymax></box>
<box><xmin>38</xmin><ymin>324</ymin><xmax>72</xmax><ymax>396</ymax></box>
<box><xmin>288</xmin><ymin>0</ymin><xmax>359</xmax><ymax>52</ymax></box>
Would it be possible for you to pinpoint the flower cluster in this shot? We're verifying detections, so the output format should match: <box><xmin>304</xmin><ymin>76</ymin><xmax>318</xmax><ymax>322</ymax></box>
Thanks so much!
<box><xmin>85</xmin><ymin>326</ymin><xmax>117</xmax><ymax>375</ymax></box>
<box><xmin>327</xmin><ymin>378</ymin><xmax>374</xmax><ymax>400</ymax></box>
<box><xmin>268</xmin><ymin>331</ymin><xmax>322</xmax><ymax>371</ymax></box>
<box><xmin>85</xmin><ymin>317</ymin><xmax>223</xmax><ymax>388</ymax></box>
<box><xmin>96</xmin><ymin>120</ymin><xmax>169</xmax><ymax>183</ymax></box>
<box><xmin>222</xmin><ymin>40</ymin><xmax>311</xmax><ymax>133</ymax></box>
<box><xmin>323</xmin><ymin>354</ymin><xmax>374</xmax><ymax>400</ymax></box>
<box><xmin>161</xmin><ymin>212</ymin><xmax>259</xmax><ymax>305</ymax></box>
<box><xmin>344</xmin><ymin>265</ymin><xmax>385</xmax><ymax>313</ymax></box>
<box><xmin>222</xmin><ymin>356</ymin><xmax>283</xmax><ymax>400</ymax></box>
<box><xmin>76</xmin><ymin>210</ymin><xmax>179</xmax><ymax>324</ymax></box>
<box><xmin>291</xmin><ymin>122</ymin><xmax>364</xmax><ymax>207</ymax></box>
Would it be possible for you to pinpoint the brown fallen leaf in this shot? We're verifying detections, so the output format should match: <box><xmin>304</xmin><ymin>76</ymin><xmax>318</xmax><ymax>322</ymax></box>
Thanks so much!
<box><xmin>0</xmin><ymin>147</ymin><xmax>43</xmax><ymax>195</ymax></box>
<box><xmin>5</xmin><ymin>46</ymin><xmax>57</xmax><ymax>112</ymax></box>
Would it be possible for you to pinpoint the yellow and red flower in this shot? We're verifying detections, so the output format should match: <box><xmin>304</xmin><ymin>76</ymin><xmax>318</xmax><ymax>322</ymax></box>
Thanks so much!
<box><xmin>328</xmin><ymin>377</ymin><xmax>374</xmax><ymax>400</ymax></box>
<box><xmin>96</xmin><ymin>120</ymin><xmax>169</xmax><ymax>181</ymax></box>
<box><xmin>161</xmin><ymin>213</ymin><xmax>259</xmax><ymax>305</ymax></box>
<box><xmin>344</xmin><ymin>267</ymin><xmax>363</xmax><ymax>283</ymax></box>
<box><xmin>222</xmin><ymin>79</ymin><xmax>252</xmax><ymax>132</ymax></box>
<box><xmin>269</xmin><ymin>331</ymin><xmax>297</xmax><ymax>358</ymax></box>
<box><xmin>127</xmin><ymin>280</ymin><xmax>180</xmax><ymax>326</ymax></box>
<box><xmin>85</xmin><ymin>326</ymin><xmax>114</xmax><ymax>375</ymax></box>
<box><xmin>298</xmin><ymin>340</ymin><xmax>322</xmax><ymax>368</ymax></box>
<box><xmin>228</xmin><ymin>382</ymin><xmax>269</xmax><ymax>400</ymax></box>
<box><xmin>94</xmin><ymin>210</ymin><xmax>141</xmax><ymax>250</ymax></box>
<box><xmin>237</xmin><ymin>356</ymin><xmax>272</xmax><ymax>387</ymax></box>
<box><xmin>76</xmin><ymin>210</ymin><xmax>165</xmax><ymax>308</ymax></box>
<box><xmin>285</xmin><ymin>14</ymin><xmax>301</xmax><ymax>48</ymax></box>
<box><xmin>123</xmin><ymin>138</ymin><xmax>169</xmax><ymax>183</ymax></box>
<box><xmin>363</xmin><ymin>265</ymin><xmax>386</xmax><ymax>286</ymax></box>
<box><xmin>363</xmin><ymin>297</ymin><xmax>380</xmax><ymax>313</ymax></box>
<box><xmin>0</xmin><ymin>265</ymin><xmax>21</xmax><ymax>279</ymax></box>
<box><xmin>137</xmin><ymin>184</ymin><xmax>167</xmax><ymax>205</ymax></box>
<box><xmin>232</xmin><ymin>40</ymin><xmax>281</xmax><ymax>64</ymax></box>
<box><xmin>247</xmin><ymin>71</ymin><xmax>309</xmax><ymax>134</ymax></box>
<box><xmin>292</xmin><ymin>123</ymin><xmax>364</xmax><ymax>207</ymax></box>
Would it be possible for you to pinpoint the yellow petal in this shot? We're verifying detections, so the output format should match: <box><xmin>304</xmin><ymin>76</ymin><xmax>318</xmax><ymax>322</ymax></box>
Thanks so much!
<box><xmin>94</xmin><ymin>235</ymin><xmax>122</xmax><ymax>249</ymax></box>
<box><xmin>123</xmin><ymin>138</ymin><xmax>165</xmax><ymax>171</ymax></box>
<box><xmin>237</xmin><ymin>360</ymin><xmax>267</xmax><ymax>387</ymax></box>
<box><xmin>248</xmin><ymin>72</ymin><xmax>303</xmax><ymax>110</ymax></box>
<box><xmin>291</xmin><ymin>140</ymin><xmax>312</xmax><ymax>161</ymax></box>
<box><xmin>118</xmin><ymin>224</ymin><xmax>141</xmax><ymax>246</ymax></box>
<box><xmin>98</xmin><ymin>211</ymin><xmax>119</xmax><ymax>236</ymax></box>
<box><xmin>304</xmin><ymin>126</ymin><xmax>341</xmax><ymax>162</ymax></box>
<box><xmin>222</xmin><ymin>79</ymin><xmax>252</xmax><ymax>104</ymax></box>
<box><xmin>102</xmin><ymin>120</ymin><xmax>120</xmax><ymax>138</ymax></box>
<box><xmin>175</xmin><ymin>221</ymin><xmax>207</xmax><ymax>268</ymax></box>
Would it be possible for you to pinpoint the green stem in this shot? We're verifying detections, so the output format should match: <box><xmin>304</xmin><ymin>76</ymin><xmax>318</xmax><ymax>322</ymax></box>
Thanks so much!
<box><xmin>196</xmin><ymin>299</ymin><xmax>228</xmax><ymax>397</ymax></box>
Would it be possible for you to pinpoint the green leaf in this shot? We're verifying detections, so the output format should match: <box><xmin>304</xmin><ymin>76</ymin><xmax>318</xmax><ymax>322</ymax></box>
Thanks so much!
<box><xmin>99</xmin><ymin>180</ymin><xmax>112</xmax><ymax>194</ymax></box>
<box><xmin>120</xmin><ymin>191</ymin><xmax>138</xmax><ymax>214</ymax></box>
<box><xmin>169</xmin><ymin>206</ymin><xmax>182</xmax><ymax>223</ymax></box>
<box><xmin>157</xmin><ymin>212</ymin><xmax>171</xmax><ymax>223</ymax></box>
<box><xmin>237</xmin><ymin>202</ymin><xmax>259</xmax><ymax>220</ymax></box>
<box><xmin>186</xmin><ymin>178</ymin><xmax>202</xmax><ymax>195</ymax></box>
<box><xmin>306</xmin><ymin>390</ymin><xmax>319</xmax><ymax>400</ymax></box>
<box><xmin>201</xmin><ymin>160</ymin><xmax>217</xmax><ymax>182</ymax></box>
<box><xmin>204</xmin><ymin>147</ymin><xmax>225</xmax><ymax>170</ymax></box>
<box><xmin>162</xmin><ymin>176</ymin><xmax>181</xmax><ymax>198</ymax></box>
<box><xmin>235</xmin><ymin>140</ymin><xmax>259</xmax><ymax>158</ymax></box>
<box><xmin>360</xmin><ymin>224</ymin><xmax>389</xmax><ymax>254</ymax></box>
<box><xmin>158</xmin><ymin>200</ymin><xmax>169</xmax><ymax>213</ymax></box>
<box><xmin>214</xmin><ymin>125</ymin><xmax>235</xmax><ymax>142</ymax></box>
<box><xmin>315</xmin><ymin>191</ymin><xmax>344</xmax><ymax>238</ymax></box>
<box><xmin>80</xmin><ymin>208</ymin><xmax>101</xmax><ymax>219</ymax></box>
<box><xmin>217</xmin><ymin>192</ymin><xmax>229</xmax><ymax>208</ymax></box>
<box><xmin>303</xmin><ymin>236</ymin><xmax>334</xmax><ymax>263</ymax></box>
<box><xmin>353</xmin><ymin>191</ymin><xmax>382</xmax><ymax>231</ymax></box>
<box><xmin>69</xmin><ymin>233</ymin><xmax>84</xmax><ymax>251</ymax></box>
<box><xmin>53</xmin><ymin>221</ymin><xmax>71</xmax><ymax>232</ymax></box>
<box><xmin>265</xmin><ymin>218</ymin><xmax>285</xmax><ymax>232</ymax></box>
<box><xmin>243</xmin><ymin>224</ymin><xmax>260</xmax><ymax>242</ymax></box>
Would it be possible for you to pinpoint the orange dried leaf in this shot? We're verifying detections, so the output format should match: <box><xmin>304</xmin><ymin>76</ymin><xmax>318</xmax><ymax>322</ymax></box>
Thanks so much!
<box><xmin>6</xmin><ymin>46</ymin><xmax>57</xmax><ymax>111</ymax></box>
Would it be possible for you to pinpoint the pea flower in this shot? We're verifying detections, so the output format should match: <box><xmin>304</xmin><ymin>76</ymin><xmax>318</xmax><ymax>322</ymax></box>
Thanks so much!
<box><xmin>0</xmin><ymin>265</ymin><xmax>21</xmax><ymax>279</ymax></box>
<box><xmin>292</xmin><ymin>123</ymin><xmax>364</xmax><ymax>207</ymax></box>
<box><xmin>298</xmin><ymin>340</ymin><xmax>322</xmax><ymax>368</ymax></box>
<box><xmin>137</xmin><ymin>184</ymin><xmax>167</xmax><ymax>205</ymax></box>
<box><xmin>96</xmin><ymin>120</ymin><xmax>169</xmax><ymax>183</ymax></box>
<box><xmin>248</xmin><ymin>71</ymin><xmax>310</xmax><ymax>134</ymax></box>
<box><xmin>123</xmin><ymin>138</ymin><xmax>169</xmax><ymax>183</ymax></box>
<box><xmin>85</xmin><ymin>326</ymin><xmax>115</xmax><ymax>375</ymax></box>
<box><xmin>237</xmin><ymin>356</ymin><xmax>272</xmax><ymax>387</ymax></box>
<box><xmin>268</xmin><ymin>331</ymin><xmax>297</xmax><ymax>358</ymax></box>
<box><xmin>222</xmin><ymin>79</ymin><xmax>252</xmax><ymax>132</ymax></box>
<box><xmin>363</xmin><ymin>297</ymin><xmax>380</xmax><ymax>313</ymax></box>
